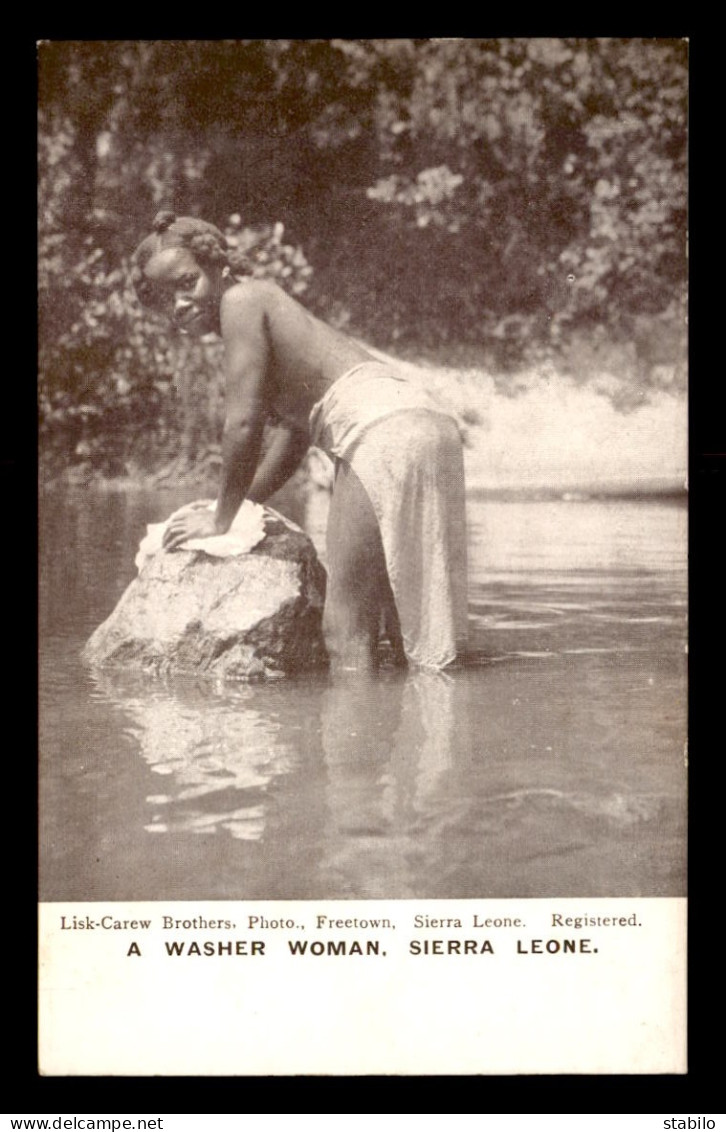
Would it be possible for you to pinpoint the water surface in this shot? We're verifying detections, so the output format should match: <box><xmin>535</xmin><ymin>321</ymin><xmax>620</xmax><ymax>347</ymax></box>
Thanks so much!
<box><xmin>39</xmin><ymin>487</ymin><xmax>687</xmax><ymax>900</ymax></box>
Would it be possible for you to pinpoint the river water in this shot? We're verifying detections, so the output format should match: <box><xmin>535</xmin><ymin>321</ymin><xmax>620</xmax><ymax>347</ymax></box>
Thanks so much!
<box><xmin>39</xmin><ymin>485</ymin><xmax>687</xmax><ymax>901</ymax></box>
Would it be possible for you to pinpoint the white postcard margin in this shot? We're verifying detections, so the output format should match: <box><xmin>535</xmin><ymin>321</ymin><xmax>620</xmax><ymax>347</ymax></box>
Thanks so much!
<box><xmin>39</xmin><ymin>896</ymin><xmax>686</xmax><ymax>1076</ymax></box>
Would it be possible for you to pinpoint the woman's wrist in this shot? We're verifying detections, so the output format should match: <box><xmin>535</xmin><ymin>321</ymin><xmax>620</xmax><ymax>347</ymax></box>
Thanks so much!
<box><xmin>213</xmin><ymin>507</ymin><xmax>233</xmax><ymax>535</ymax></box>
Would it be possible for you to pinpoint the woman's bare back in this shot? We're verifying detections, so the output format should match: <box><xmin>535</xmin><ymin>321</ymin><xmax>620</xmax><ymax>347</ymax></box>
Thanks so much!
<box><xmin>225</xmin><ymin>279</ymin><xmax>374</xmax><ymax>426</ymax></box>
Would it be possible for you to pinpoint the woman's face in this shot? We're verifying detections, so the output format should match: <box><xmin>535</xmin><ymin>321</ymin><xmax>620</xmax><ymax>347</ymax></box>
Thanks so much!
<box><xmin>138</xmin><ymin>246</ymin><xmax>226</xmax><ymax>335</ymax></box>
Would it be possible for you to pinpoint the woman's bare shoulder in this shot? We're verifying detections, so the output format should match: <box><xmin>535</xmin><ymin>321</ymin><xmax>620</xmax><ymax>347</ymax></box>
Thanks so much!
<box><xmin>218</xmin><ymin>280</ymin><xmax>294</xmax><ymax>345</ymax></box>
<box><xmin>221</xmin><ymin>278</ymin><xmax>298</xmax><ymax>316</ymax></box>
<box><xmin>222</xmin><ymin>279</ymin><xmax>317</xmax><ymax>351</ymax></box>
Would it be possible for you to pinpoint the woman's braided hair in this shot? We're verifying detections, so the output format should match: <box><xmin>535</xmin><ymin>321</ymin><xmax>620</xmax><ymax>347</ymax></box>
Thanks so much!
<box><xmin>131</xmin><ymin>211</ymin><xmax>251</xmax><ymax>296</ymax></box>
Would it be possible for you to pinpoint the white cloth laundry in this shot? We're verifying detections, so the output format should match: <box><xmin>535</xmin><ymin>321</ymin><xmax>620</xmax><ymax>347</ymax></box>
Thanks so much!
<box><xmin>134</xmin><ymin>499</ymin><xmax>270</xmax><ymax>571</ymax></box>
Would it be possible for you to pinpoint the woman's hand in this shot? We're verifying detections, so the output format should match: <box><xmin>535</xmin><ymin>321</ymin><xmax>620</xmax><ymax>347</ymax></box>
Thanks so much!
<box><xmin>162</xmin><ymin>508</ymin><xmax>221</xmax><ymax>551</ymax></box>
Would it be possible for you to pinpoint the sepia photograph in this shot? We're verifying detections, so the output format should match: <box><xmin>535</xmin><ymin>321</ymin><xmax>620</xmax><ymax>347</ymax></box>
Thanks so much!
<box><xmin>38</xmin><ymin>38</ymin><xmax>688</xmax><ymax>1075</ymax></box>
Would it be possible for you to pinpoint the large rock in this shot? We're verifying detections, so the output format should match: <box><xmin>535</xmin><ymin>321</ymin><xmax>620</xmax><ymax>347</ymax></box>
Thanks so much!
<box><xmin>83</xmin><ymin>510</ymin><xmax>327</xmax><ymax>679</ymax></box>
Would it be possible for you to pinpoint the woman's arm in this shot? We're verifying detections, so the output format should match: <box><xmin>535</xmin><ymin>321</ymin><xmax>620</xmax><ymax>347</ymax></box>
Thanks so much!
<box><xmin>246</xmin><ymin>422</ymin><xmax>310</xmax><ymax>504</ymax></box>
<box><xmin>163</xmin><ymin>285</ymin><xmax>270</xmax><ymax>550</ymax></box>
<box><xmin>214</xmin><ymin>285</ymin><xmax>272</xmax><ymax>530</ymax></box>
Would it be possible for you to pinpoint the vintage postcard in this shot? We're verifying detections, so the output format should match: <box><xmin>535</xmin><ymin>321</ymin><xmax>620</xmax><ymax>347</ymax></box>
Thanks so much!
<box><xmin>38</xmin><ymin>38</ymin><xmax>688</xmax><ymax>1076</ymax></box>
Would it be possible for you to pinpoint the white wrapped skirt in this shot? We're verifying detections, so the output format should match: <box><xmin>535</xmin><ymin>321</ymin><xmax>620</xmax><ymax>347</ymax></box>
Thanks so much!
<box><xmin>309</xmin><ymin>362</ymin><xmax>468</xmax><ymax>668</ymax></box>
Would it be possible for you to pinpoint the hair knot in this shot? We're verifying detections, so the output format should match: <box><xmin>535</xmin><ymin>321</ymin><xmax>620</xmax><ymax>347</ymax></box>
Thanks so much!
<box><xmin>189</xmin><ymin>230</ymin><xmax>228</xmax><ymax>263</ymax></box>
<box><xmin>152</xmin><ymin>210</ymin><xmax>177</xmax><ymax>234</ymax></box>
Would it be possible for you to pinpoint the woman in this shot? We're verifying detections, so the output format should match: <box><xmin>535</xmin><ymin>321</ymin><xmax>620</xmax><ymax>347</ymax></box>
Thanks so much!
<box><xmin>132</xmin><ymin>211</ymin><xmax>468</xmax><ymax>671</ymax></box>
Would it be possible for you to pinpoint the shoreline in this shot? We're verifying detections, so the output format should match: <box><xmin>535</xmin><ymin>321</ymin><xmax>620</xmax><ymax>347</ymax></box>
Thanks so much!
<box><xmin>40</xmin><ymin>470</ymin><xmax>688</xmax><ymax>504</ymax></box>
<box><xmin>40</xmin><ymin>361</ymin><xmax>688</xmax><ymax>502</ymax></box>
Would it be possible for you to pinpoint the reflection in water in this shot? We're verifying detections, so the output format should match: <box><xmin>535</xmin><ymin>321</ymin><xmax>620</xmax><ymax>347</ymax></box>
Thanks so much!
<box><xmin>87</xmin><ymin>667</ymin><xmax>462</xmax><ymax>861</ymax></box>
<box><xmin>39</xmin><ymin>488</ymin><xmax>687</xmax><ymax>899</ymax></box>
<box><xmin>318</xmin><ymin>670</ymin><xmax>461</xmax><ymax>898</ymax></box>
<box><xmin>85</xmin><ymin>666</ymin><xmax>470</xmax><ymax>899</ymax></box>
<box><xmin>85</xmin><ymin>654</ymin><xmax>684</xmax><ymax>901</ymax></box>
<box><xmin>90</xmin><ymin>670</ymin><xmax>299</xmax><ymax>841</ymax></box>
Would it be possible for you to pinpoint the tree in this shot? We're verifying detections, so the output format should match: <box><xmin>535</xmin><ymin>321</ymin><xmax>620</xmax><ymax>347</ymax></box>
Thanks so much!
<box><xmin>38</xmin><ymin>39</ymin><xmax>688</xmax><ymax>474</ymax></box>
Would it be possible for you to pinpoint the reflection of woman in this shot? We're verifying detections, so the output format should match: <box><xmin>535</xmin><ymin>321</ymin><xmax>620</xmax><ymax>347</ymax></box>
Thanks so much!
<box><xmin>132</xmin><ymin>211</ymin><xmax>468</xmax><ymax>672</ymax></box>
<box><xmin>320</xmin><ymin>674</ymin><xmax>405</xmax><ymax>834</ymax></box>
<box><xmin>318</xmin><ymin>670</ymin><xmax>460</xmax><ymax>897</ymax></box>
<box><xmin>399</xmin><ymin>669</ymin><xmax>458</xmax><ymax>806</ymax></box>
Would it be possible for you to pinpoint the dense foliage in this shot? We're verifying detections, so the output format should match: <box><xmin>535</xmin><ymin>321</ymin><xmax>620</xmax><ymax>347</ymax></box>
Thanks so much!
<box><xmin>38</xmin><ymin>38</ymin><xmax>687</xmax><ymax>476</ymax></box>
